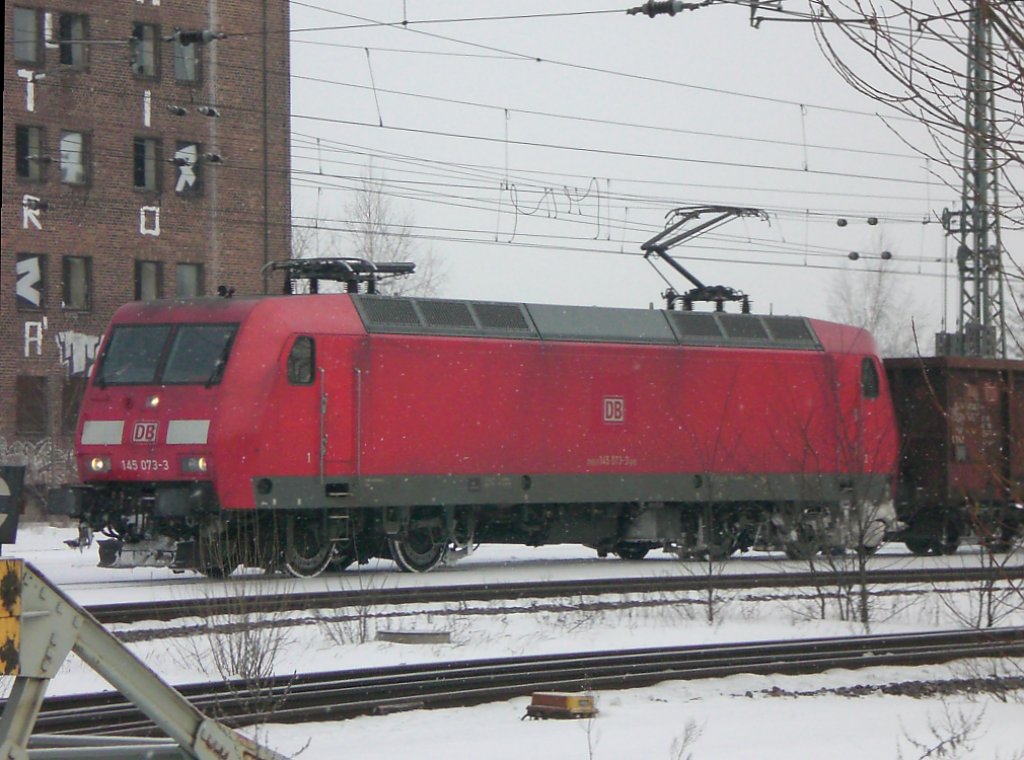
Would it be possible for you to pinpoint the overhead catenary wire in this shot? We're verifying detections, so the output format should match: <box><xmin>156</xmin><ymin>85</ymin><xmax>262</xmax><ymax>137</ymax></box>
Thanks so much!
<box><xmin>13</xmin><ymin>3</ymin><xmax>1019</xmax><ymax>297</ymax></box>
<box><xmin>9</xmin><ymin>71</ymin><xmax>954</xmax><ymax>194</ymax></box>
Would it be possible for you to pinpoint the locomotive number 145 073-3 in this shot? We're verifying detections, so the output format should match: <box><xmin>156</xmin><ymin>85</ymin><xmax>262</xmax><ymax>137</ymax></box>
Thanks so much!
<box><xmin>120</xmin><ymin>459</ymin><xmax>170</xmax><ymax>472</ymax></box>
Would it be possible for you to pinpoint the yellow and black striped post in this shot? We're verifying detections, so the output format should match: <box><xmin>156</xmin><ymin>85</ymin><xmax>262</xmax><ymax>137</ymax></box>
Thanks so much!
<box><xmin>0</xmin><ymin>558</ymin><xmax>22</xmax><ymax>676</ymax></box>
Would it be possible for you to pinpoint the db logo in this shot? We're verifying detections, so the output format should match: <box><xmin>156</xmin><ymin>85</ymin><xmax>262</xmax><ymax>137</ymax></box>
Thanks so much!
<box><xmin>132</xmin><ymin>421</ymin><xmax>159</xmax><ymax>444</ymax></box>
<box><xmin>602</xmin><ymin>397</ymin><xmax>625</xmax><ymax>424</ymax></box>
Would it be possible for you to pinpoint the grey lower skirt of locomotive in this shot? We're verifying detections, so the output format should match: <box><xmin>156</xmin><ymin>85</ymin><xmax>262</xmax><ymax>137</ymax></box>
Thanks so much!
<box><xmin>50</xmin><ymin>482</ymin><xmax>907</xmax><ymax>574</ymax></box>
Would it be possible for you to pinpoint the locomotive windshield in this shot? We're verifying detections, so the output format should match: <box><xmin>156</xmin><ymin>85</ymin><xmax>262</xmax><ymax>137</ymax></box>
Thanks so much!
<box><xmin>95</xmin><ymin>323</ymin><xmax>238</xmax><ymax>386</ymax></box>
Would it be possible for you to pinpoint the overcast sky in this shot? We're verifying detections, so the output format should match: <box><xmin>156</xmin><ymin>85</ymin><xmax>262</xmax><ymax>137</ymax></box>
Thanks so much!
<box><xmin>286</xmin><ymin>1</ymin><xmax>1021</xmax><ymax>342</ymax></box>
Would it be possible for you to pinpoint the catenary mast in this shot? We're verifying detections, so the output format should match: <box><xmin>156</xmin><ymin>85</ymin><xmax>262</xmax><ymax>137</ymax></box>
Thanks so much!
<box><xmin>938</xmin><ymin>0</ymin><xmax>1007</xmax><ymax>358</ymax></box>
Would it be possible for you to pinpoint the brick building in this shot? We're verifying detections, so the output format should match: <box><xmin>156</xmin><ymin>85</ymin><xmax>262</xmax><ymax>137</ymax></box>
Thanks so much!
<box><xmin>2</xmin><ymin>1</ymin><xmax>291</xmax><ymax>504</ymax></box>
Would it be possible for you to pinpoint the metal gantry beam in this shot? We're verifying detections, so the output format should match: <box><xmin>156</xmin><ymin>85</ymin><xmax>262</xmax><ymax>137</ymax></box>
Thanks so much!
<box><xmin>0</xmin><ymin>560</ymin><xmax>290</xmax><ymax>760</ymax></box>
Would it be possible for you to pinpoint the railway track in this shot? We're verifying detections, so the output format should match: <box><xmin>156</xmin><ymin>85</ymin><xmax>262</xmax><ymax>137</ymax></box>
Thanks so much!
<box><xmin>28</xmin><ymin>627</ymin><xmax>1024</xmax><ymax>736</ymax></box>
<box><xmin>89</xmin><ymin>565</ymin><xmax>1024</xmax><ymax>625</ymax></box>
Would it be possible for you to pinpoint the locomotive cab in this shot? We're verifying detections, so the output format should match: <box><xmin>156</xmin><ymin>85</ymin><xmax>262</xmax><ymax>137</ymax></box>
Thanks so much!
<box><xmin>51</xmin><ymin>301</ymin><xmax>250</xmax><ymax>570</ymax></box>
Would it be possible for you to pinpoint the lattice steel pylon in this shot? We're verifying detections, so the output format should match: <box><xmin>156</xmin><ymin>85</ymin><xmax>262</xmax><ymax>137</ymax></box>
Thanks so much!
<box><xmin>940</xmin><ymin>0</ymin><xmax>1007</xmax><ymax>359</ymax></box>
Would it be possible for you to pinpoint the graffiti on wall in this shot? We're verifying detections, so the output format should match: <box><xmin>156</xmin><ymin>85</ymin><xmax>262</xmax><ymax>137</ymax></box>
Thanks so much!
<box><xmin>22</xmin><ymin>195</ymin><xmax>44</xmax><ymax>230</ymax></box>
<box><xmin>55</xmin><ymin>331</ymin><xmax>101</xmax><ymax>377</ymax></box>
<box><xmin>16</xmin><ymin>254</ymin><xmax>44</xmax><ymax>307</ymax></box>
<box><xmin>175</xmin><ymin>142</ymin><xmax>200</xmax><ymax>194</ymax></box>
<box><xmin>140</xmin><ymin>205</ymin><xmax>160</xmax><ymax>236</ymax></box>
<box><xmin>23</xmin><ymin>318</ymin><xmax>47</xmax><ymax>357</ymax></box>
<box><xmin>16</xmin><ymin>69</ymin><xmax>41</xmax><ymax>112</ymax></box>
<box><xmin>0</xmin><ymin>436</ymin><xmax>75</xmax><ymax>495</ymax></box>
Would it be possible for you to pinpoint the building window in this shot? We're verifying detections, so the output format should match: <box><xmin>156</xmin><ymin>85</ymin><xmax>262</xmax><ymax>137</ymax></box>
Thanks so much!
<box><xmin>173</xmin><ymin>141</ymin><xmax>201</xmax><ymax>195</ymax></box>
<box><xmin>133</xmin><ymin>137</ymin><xmax>159</xmax><ymax>191</ymax></box>
<box><xmin>15</xmin><ymin>253</ymin><xmax>46</xmax><ymax>309</ymax></box>
<box><xmin>174</xmin><ymin>38</ymin><xmax>201</xmax><ymax>82</ymax></box>
<box><xmin>63</xmin><ymin>256</ymin><xmax>91</xmax><ymax>310</ymax></box>
<box><xmin>58</xmin><ymin>13</ymin><xmax>88</xmax><ymax>68</ymax></box>
<box><xmin>62</xmin><ymin>376</ymin><xmax>88</xmax><ymax>434</ymax></box>
<box><xmin>59</xmin><ymin>131</ymin><xmax>87</xmax><ymax>184</ymax></box>
<box><xmin>131</xmin><ymin>23</ymin><xmax>159</xmax><ymax>77</ymax></box>
<box><xmin>14</xmin><ymin>7</ymin><xmax>41</xmax><ymax>63</ymax></box>
<box><xmin>135</xmin><ymin>260</ymin><xmax>162</xmax><ymax>300</ymax></box>
<box><xmin>175</xmin><ymin>263</ymin><xmax>203</xmax><ymax>297</ymax></box>
<box><xmin>15</xmin><ymin>126</ymin><xmax>44</xmax><ymax>181</ymax></box>
<box><xmin>16</xmin><ymin>376</ymin><xmax>47</xmax><ymax>436</ymax></box>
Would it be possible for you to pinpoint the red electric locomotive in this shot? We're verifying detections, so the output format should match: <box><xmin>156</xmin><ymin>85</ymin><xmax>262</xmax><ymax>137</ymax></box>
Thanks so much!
<box><xmin>51</xmin><ymin>254</ymin><xmax>901</xmax><ymax>575</ymax></box>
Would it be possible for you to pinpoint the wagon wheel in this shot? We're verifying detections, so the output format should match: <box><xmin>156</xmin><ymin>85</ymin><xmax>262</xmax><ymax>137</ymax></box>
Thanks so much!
<box><xmin>904</xmin><ymin>537</ymin><xmax>932</xmax><ymax>556</ymax></box>
<box><xmin>614</xmin><ymin>543</ymin><xmax>651</xmax><ymax>561</ymax></box>
<box><xmin>389</xmin><ymin>529</ymin><xmax>447</xmax><ymax>573</ymax></box>
<box><xmin>283</xmin><ymin>518</ymin><xmax>334</xmax><ymax>578</ymax></box>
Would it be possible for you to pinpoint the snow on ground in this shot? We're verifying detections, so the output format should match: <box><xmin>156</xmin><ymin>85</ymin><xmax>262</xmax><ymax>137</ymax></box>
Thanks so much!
<box><xmin>3</xmin><ymin>525</ymin><xmax>1023</xmax><ymax>759</ymax></box>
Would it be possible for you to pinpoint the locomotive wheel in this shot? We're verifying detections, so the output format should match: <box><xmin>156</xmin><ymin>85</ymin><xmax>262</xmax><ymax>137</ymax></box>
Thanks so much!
<box><xmin>328</xmin><ymin>544</ymin><xmax>356</xmax><ymax>572</ymax></box>
<box><xmin>905</xmin><ymin>518</ymin><xmax>960</xmax><ymax>557</ymax></box>
<box><xmin>904</xmin><ymin>538</ymin><xmax>932</xmax><ymax>556</ymax></box>
<box><xmin>284</xmin><ymin>520</ymin><xmax>334</xmax><ymax>578</ymax></box>
<box><xmin>783</xmin><ymin>526</ymin><xmax>818</xmax><ymax>561</ymax></box>
<box><xmin>197</xmin><ymin>534</ymin><xmax>240</xmax><ymax>578</ymax></box>
<box><xmin>389</xmin><ymin>530</ymin><xmax>447</xmax><ymax>573</ymax></box>
<box><xmin>614</xmin><ymin>543</ymin><xmax>651</xmax><ymax>561</ymax></box>
<box><xmin>983</xmin><ymin>539</ymin><xmax>1012</xmax><ymax>554</ymax></box>
<box><xmin>784</xmin><ymin>544</ymin><xmax>814</xmax><ymax>561</ymax></box>
<box><xmin>699</xmin><ymin>539</ymin><xmax>736</xmax><ymax>562</ymax></box>
<box><xmin>937</xmin><ymin>524</ymin><xmax>961</xmax><ymax>555</ymax></box>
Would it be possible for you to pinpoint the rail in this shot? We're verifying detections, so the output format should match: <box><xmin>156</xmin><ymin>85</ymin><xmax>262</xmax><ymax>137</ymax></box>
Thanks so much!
<box><xmin>27</xmin><ymin>627</ymin><xmax>1024</xmax><ymax>737</ymax></box>
<box><xmin>86</xmin><ymin>564</ymin><xmax>1024</xmax><ymax>625</ymax></box>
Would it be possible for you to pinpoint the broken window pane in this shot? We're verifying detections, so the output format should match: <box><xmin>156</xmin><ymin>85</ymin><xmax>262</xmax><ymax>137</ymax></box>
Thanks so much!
<box><xmin>60</xmin><ymin>131</ymin><xmax>86</xmax><ymax>184</ymax></box>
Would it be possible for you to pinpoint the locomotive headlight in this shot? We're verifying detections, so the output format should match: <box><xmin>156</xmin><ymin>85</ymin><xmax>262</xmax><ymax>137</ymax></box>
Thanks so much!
<box><xmin>89</xmin><ymin>456</ymin><xmax>111</xmax><ymax>473</ymax></box>
<box><xmin>181</xmin><ymin>455</ymin><xmax>209</xmax><ymax>473</ymax></box>
<box><xmin>145</xmin><ymin>395</ymin><xmax>161</xmax><ymax>409</ymax></box>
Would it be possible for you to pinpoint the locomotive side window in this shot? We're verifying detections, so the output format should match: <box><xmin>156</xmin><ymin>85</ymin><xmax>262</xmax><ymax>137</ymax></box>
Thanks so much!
<box><xmin>95</xmin><ymin>325</ymin><xmax>171</xmax><ymax>385</ymax></box>
<box><xmin>861</xmin><ymin>357</ymin><xmax>880</xmax><ymax>399</ymax></box>
<box><xmin>288</xmin><ymin>336</ymin><xmax>315</xmax><ymax>385</ymax></box>
<box><xmin>163</xmin><ymin>324</ymin><xmax>238</xmax><ymax>385</ymax></box>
